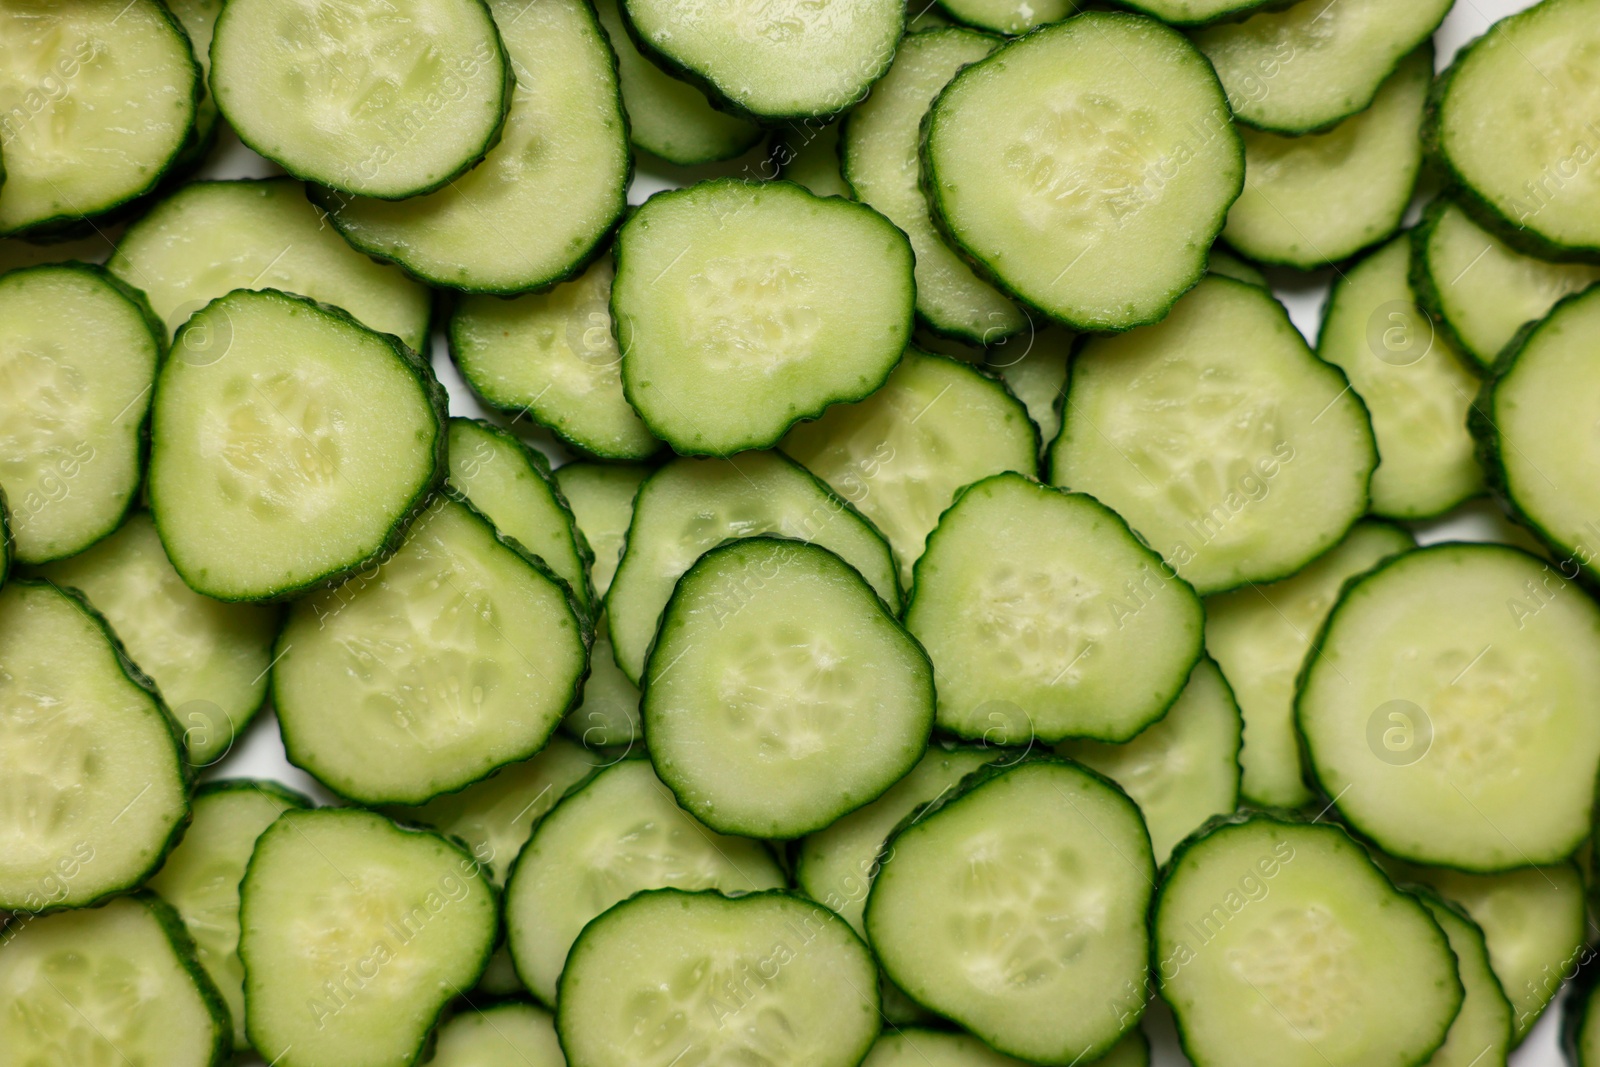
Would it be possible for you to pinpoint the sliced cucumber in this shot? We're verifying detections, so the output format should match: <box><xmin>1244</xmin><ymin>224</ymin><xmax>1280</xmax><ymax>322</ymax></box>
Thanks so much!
<box><xmin>1316</xmin><ymin>235</ymin><xmax>1483</xmax><ymax>521</ymax></box>
<box><xmin>504</xmin><ymin>758</ymin><xmax>786</xmax><ymax>1004</ymax></box>
<box><xmin>447</xmin><ymin>418</ymin><xmax>593</xmax><ymax>613</ymax></box>
<box><xmin>644</xmin><ymin>537</ymin><xmax>933</xmax><ymax>837</ymax></box>
<box><xmin>109</xmin><ymin>178</ymin><xmax>432</xmax><ymax>353</ymax></box>
<box><xmin>0</xmin><ymin>0</ymin><xmax>198</xmax><ymax>234</ymax></box>
<box><xmin>1575</xmin><ymin>970</ymin><xmax>1600</xmax><ymax>1066</ymax></box>
<box><xmin>385</xmin><ymin>734</ymin><xmax>594</xmax><ymax>884</ymax></box>
<box><xmin>909</xmin><ymin>1</ymin><xmax>957</xmax><ymax>32</ymax></box>
<box><xmin>619</xmin><ymin>0</ymin><xmax>902</xmax><ymax>121</ymax></box>
<box><xmin>1205</xmin><ymin>520</ymin><xmax>1413</xmax><ymax>809</ymax></box>
<box><xmin>776</xmin><ymin>120</ymin><xmax>851</xmax><ymax>199</ymax></box>
<box><xmin>429</xmin><ymin>1002</ymin><xmax>564</xmax><ymax>1065</ymax></box>
<box><xmin>0</xmin><ymin>229</ymin><xmax>118</xmax><ymax>274</ymax></box>
<box><xmin>923</xmin><ymin>12</ymin><xmax>1242</xmax><ymax>332</ymax></box>
<box><xmin>147</xmin><ymin>780</ymin><xmax>311</xmax><ymax>1051</ymax></box>
<box><xmin>1428</xmin><ymin>0</ymin><xmax>1600</xmax><ymax>260</ymax></box>
<box><xmin>148</xmin><ymin>288</ymin><xmax>446</xmax><ymax>602</ymax></box>
<box><xmin>1413</xmin><ymin>199</ymin><xmax>1600</xmax><ymax>372</ymax></box>
<box><xmin>795</xmin><ymin>743</ymin><xmax>994</xmax><ymax>935</ymax></box>
<box><xmin>1156</xmin><ymin>814</ymin><xmax>1462</xmax><ymax>1067</ymax></box>
<box><xmin>211</xmin><ymin>0</ymin><xmax>510</xmax><ymax>200</ymax></box>
<box><xmin>240</xmin><ymin>809</ymin><xmax>497</xmax><ymax>1067</ymax></box>
<box><xmin>867</xmin><ymin>758</ymin><xmax>1154</xmax><ymax>1063</ymax></box>
<box><xmin>449</xmin><ymin>256</ymin><xmax>660</xmax><ymax>460</ymax></box>
<box><xmin>1049</xmin><ymin>275</ymin><xmax>1376</xmax><ymax>595</ymax></box>
<box><xmin>864</xmin><ymin>1025</ymin><xmax>1149</xmax><ymax>1066</ymax></box>
<box><xmin>1208</xmin><ymin>246</ymin><xmax>1269</xmax><ymax>287</ymax></box>
<box><xmin>606</xmin><ymin>451</ymin><xmax>900</xmax><ymax>685</ymax></box>
<box><xmin>274</xmin><ymin>494</ymin><xmax>590</xmax><ymax>805</ymax></box>
<box><xmin>843</xmin><ymin>28</ymin><xmax>1025</xmax><ymax>344</ymax></box>
<box><xmin>1475</xmin><ymin>285</ymin><xmax>1600</xmax><ymax>579</ymax></box>
<box><xmin>935</xmin><ymin>0</ymin><xmax>1076</xmax><ymax>34</ymax></box>
<box><xmin>1413</xmin><ymin>891</ymin><xmax>1515</xmax><ymax>1067</ymax></box>
<box><xmin>554</xmin><ymin>462</ymin><xmax>649</xmax><ymax>600</ymax></box>
<box><xmin>0</xmin><ymin>894</ymin><xmax>229</xmax><ymax>1066</ymax></box>
<box><xmin>166</xmin><ymin>0</ymin><xmax>222</xmax><ymax>157</ymax></box>
<box><xmin>36</xmin><ymin>511</ymin><xmax>279</xmax><ymax>766</ymax></box>
<box><xmin>1116</xmin><ymin>0</ymin><xmax>1278</xmax><ymax>26</ymax></box>
<box><xmin>592</xmin><ymin>0</ymin><xmax>760</xmax><ymax>165</ymax></box>
<box><xmin>1222</xmin><ymin>47</ymin><xmax>1431</xmax><ymax>270</ymax></box>
<box><xmin>558</xmin><ymin>889</ymin><xmax>880</xmax><ymax>1067</ymax></box>
<box><xmin>782</xmin><ymin>347</ymin><xmax>1038</xmax><ymax>588</ymax></box>
<box><xmin>907</xmin><ymin>472</ymin><xmax>1205</xmax><ymax>744</ymax></box>
<box><xmin>0</xmin><ymin>580</ymin><xmax>188</xmax><ymax>912</ymax></box>
<box><xmin>1059</xmin><ymin>657</ymin><xmax>1242</xmax><ymax>864</ymax></box>
<box><xmin>988</xmin><ymin>324</ymin><xmax>1072</xmax><ymax>448</ymax></box>
<box><xmin>1193</xmin><ymin>0</ymin><xmax>1453</xmax><ymax>134</ymax></box>
<box><xmin>1298</xmin><ymin>543</ymin><xmax>1600</xmax><ymax>871</ymax></box>
<box><xmin>0</xmin><ymin>486</ymin><xmax>10</xmax><ymax>588</ymax></box>
<box><xmin>314</xmin><ymin>0</ymin><xmax>630</xmax><ymax>293</ymax></box>
<box><xmin>613</xmin><ymin>179</ymin><xmax>914</xmax><ymax>455</ymax></box>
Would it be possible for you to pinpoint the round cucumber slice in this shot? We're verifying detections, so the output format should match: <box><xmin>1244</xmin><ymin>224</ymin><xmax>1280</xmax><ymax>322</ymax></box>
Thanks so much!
<box><xmin>429</xmin><ymin>1002</ymin><xmax>565</xmax><ymax>1065</ymax></box>
<box><xmin>988</xmin><ymin>324</ymin><xmax>1074</xmax><ymax>448</ymax></box>
<box><xmin>1413</xmin><ymin>892</ymin><xmax>1515</xmax><ymax>1067</ymax></box>
<box><xmin>553</xmin><ymin>462</ymin><xmax>650</xmax><ymax>600</ymax></box>
<box><xmin>935</xmin><ymin>0</ymin><xmax>1077</xmax><ymax>35</ymax></box>
<box><xmin>776</xmin><ymin>120</ymin><xmax>850</xmax><ymax>199</ymax></box>
<box><xmin>863</xmin><ymin>1025</ymin><xmax>1150</xmax><ymax>1066</ymax></box>
<box><xmin>643</xmin><ymin>537</ymin><xmax>934</xmax><ymax>838</ymax></box>
<box><xmin>1115</xmin><ymin>0</ymin><xmax>1279</xmax><ymax>26</ymax></box>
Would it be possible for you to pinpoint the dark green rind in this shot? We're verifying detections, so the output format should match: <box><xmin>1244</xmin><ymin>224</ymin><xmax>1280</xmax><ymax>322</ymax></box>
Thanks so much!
<box><xmin>1292</xmin><ymin>541</ymin><xmax>1594</xmax><ymax>872</ymax></box>
<box><xmin>613</xmin><ymin>179</ymin><xmax>914</xmax><ymax>457</ymax></box>
<box><xmin>209</xmin><ymin>0</ymin><xmax>511</xmax><ymax>202</ymax></box>
<box><xmin>271</xmin><ymin>488</ymin><xmax>594</xmax><ymax>808</ymax></box>
<box><xmin>1409</xmin><ymin>198</ymin><xmax>1498</xmax><ymax>373</ymax></box>
<box><xmin>0</xmin><ymin>479</ymin><xmax>10</xmax><ymax>590</ymax></box>
<box><xmin>193</xmin><ymin>777</ymin><xmax>314</xmax><ymax>811</ymax></box>
<box><xmin>238</xmin><ymin>809</ymin><xmax>498</xmax><ymax>1066</ymax></box>
<box><xmin>1469</xmin><ymin>284</ymin><xmax>1600</xmax><ymax>586</ymax></box>
<box><xmin>124</xmin><ymin>892</ymin><xmax>235</xmax><ymax>1066</ymax></box>
<box><xmin>639</xmin><ymin>535</ymin><xmax>934</xmax><ymax>837</ymax></box>
<box><xmin>0</xmin><ymin>0</ymin><xmax>201</xmax><ymax>239</ymax></box>
<box><xmin>149</xmin><ymin>287</ymin><xmax>448</xmax><ymax>603</ymax></box>
<box><xmin>920</xmin><ymin>11</ymin><xmax>1243</xmax><ymax>334</ymax></box>
<box><xmin>1207</xmin><ymin>245</ymin><xmax>1269</xmax><ymax>287</ymax></box>
<box><xmin>614</xmin><ymin>0</ymin><xmax>903</xmax><ymax>124</ymax></box>
<box><xmin>864</xmin><ymin>754</ymin><xmax>1155</xmax><ymax>1062</ymax></box>
<box><xmin>905</xmin><ymin>471</ymin><xmax>1205</xmax><ymax>744</ymax></box>
<box><xmin>1111</xmin><ymin>0</ymin><xmax>1297</xmax><ymax>28</ymax></box>
<box><xmin>554</xmin><ymin>888</ymin><xmax>879</xmax><ymax>1067</ymax></box>
<box><xmin>1154</xmin><ymin>810</ymin><xmax>1464</xmax><ymax>1067</ymax></box>
<box><xmin>1404</xmin><ymin>885</ymin><xmax>1518</xmax><ymax>1061</ymax></box>
<box><xmin>1564</xmin><ymin>949</ymin><xmax>1600</xmax><ymax>1067</ymax></box>
<box><xmin>0</xmin><ymin>579</ymin><xmax>192</xmax><ymax>915</ymax></box>
<box><xmin>448</xmin><ymin>417</ymin><xmax>598</xmax><ymax>618</ymax></box>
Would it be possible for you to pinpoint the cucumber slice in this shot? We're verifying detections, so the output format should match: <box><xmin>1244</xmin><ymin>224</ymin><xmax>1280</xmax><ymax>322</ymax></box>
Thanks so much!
<box><xmin>1115</xmin><ymin>0</ymin><xmax>1279</xmax><ymax>26</ymax></box>
<box><xmin>447</xmin><ymin>418</ymin><xmax>593</xmax><ymax>613</ymax></box>
<box><xmin>1412</xmin><ymin>892</ymin><xmax>1514</xmax><ymax>1067</ymax></box>
<box><xmin>592</xmin><ymin>0</ymin><xmax>760</xmax><ymax>165</ymax></box>
<box><xmin>147</xmin><ymin>780</ymin><xmax>311</xmax><ymax>1051</ymax></box>
<box><xmin>923</xmin><ymin>12</ymin><xmax>1242</xmax><ymax>332</ymax></box>
<box><xmin>863</xmin><ymin>1025</ymin><xmax>1150</xmax><ymax>1066</ymax></box>
<box><xmin>1222</xmin><ymin>47</ymin><xmax>1431</xmax><ymax>270</ymax></box>
<box><xmin>505</xmin><ymin>758</ymin><xmax>786</xmax><ymax>1004</ymax></box>
<box><xmin>613</xmin><ymin>179</ymin><xmax>914</xmax><ymax>455</ymax></box>
<box><xmin>1412</xmin><ymin>199</ymin><xmax>1600</xmax><ymax>372</ymax></box>
<box><xmin>0</xmin><ymin>894</ymin><xmax>229</xmax><ymax>1066</ymax></box>
<box><xmin>240</xmin><ymin>809</ymin><xmax>497</xmax><ymax>1067</ymax></box>
<box><xmin>867</xmin><ymin>758</ymin><xmax>1155</xmax><ymax>1063</ymax></box>
<box><xmin>166</xmin><ymin>0</ymin><xmax>222</xmax><ymax>157</ymax></box>
<box><xmin>211</xmin><ymin>0</ymin><xmax>510</xmax><ymax>200</ymax></box>
<box><xmin>1406</xmin><ymin>862</ymin><xmax>1586</xmax><ymax>1042</ymax></box>
<box><xmin>782</xmin><ymin>347</ymin><xmax>1038</xmax><ymax>588</ymax></box>
<box><xmin>0</xmin><ymin>227</ymin><xmax>118</xmax><ymax>273</ymax></box>
<box><xmin>449</xmin><ymin>256</ymin><xmax>661</xmax><ymax>460</ymax></box>
<box><xmin>562</xmin><ymin>634</ymin><xmax>641</xmax><ymax>748</ymax></box>
<box><xmin>988</xmin><ymin>324</ymin><xmax>1073</xmax><ymax>448</ymax></box>
<box><xmin>909</xmin><ymin>1</ymin><xmax>956</xmax><ymax>32</ymax></box>
<box><xmin>558</xmin><ymin>889</ymin><xmax>880</xmax><ymax>1067</ymax></box>
<box><xmin>1317</xmin><ymin>236</ymin><xmax>1484</xmax><ymax>521</ymax></box>
<box><xmin>843</xmin><ymin>28</ymin><xmax>1026</xmax><ymax>344</ymax></box>
<box><xmin>1049</xmin><ymin>275</ymin><xmax>1376</xmax><ymax>595</ymax></box>
<box><xmin>273</xmin><ymin>494</ymin><xmax>590</xmax><ymax>805</ymax></box>
<box><xmin>0</xmin><ymin>580</ymin><xmax>188</xmax><ymax>912</ymax></box>
<box><xmin>1298</xmin><ymin>543</ymin><xmax>1600</xmax><ymax>871</ymax></box>
<box><xmin>796</xmin><ymin>743</ymin><xmax>995</xmax><ymax>935</ymax></box>
<box><xmin>1059</xmin><ymin>657</ymin><xmax>1242</xmax><ymax>864</ymax></box>
<box><xmin>606</xmin><ymin>451</ymin><xmax>900</xmax><ymax>686</ymax></box>
<box><xmin>0</xmin><ymin>486</ymin><xmax>10</xmax><ymax>588</ymax></box>
<box><xmin>429</xmin><ymin>1002</ymin><xmax>564</xmax><ymax>1065</ymax></box>
<box><xmin>554</xmin><ymin>462</ymin><xmax>650</xmax><ymax>600</ymax></box>
<box><xmin>1156</xmin><ymin>814</ymin><xmax>1462</xmax><ymax>1067</ymax></box>
<box><xmin>0</xmin><ymin>263</ymin><xmax>161</xmax><ymax>564</ymax></box>
<box><xmin>1193</xmin><ymin>0</ymin><xmax>1453</xmax><ymax>134</ymax></box>
<box><xmin>1573</xmin><ymin>964</ymin><xmax>1600</xmax><ymax>1067</ymax></box>
<box><xmin>935</xmin><ymin>0</ymin><xmax>1076</xmax><ymax>35</ymax></box>
<box><xmin>1208</xmin><ymin>246</ymin><xmax>1268</xmax><ymax>287</ymax></box>
<box><xmin>148</xmin><ymin>288</ymin><xmax>446</xmax><ymax>602</ymax></box>
<box><xmin>314</xmin><ymin>0</ymin><xmax>630</xmax><ymax>294</ymax></box>
<box><xmin>385</xmin><ymin>734</ymin><xmax>594</xmax><ymax>884</ymax></box>
<box><xmin>109</xmin><ymin>178</ymin><xmax>432</xmax><ymax>353</ymax></box>
<box><xmin>1205</xmin><ymin>520</ymin><xmax>1414</xmax><ymax>809</ymax></box>
<box><xmin>907</xmin><ymin>472</ymin><xmax>1205</xmax><ymax>744</ymax></box>
<box><xmin>618</xmin><ymin>0</ymin><xmax>902</xmax><ymax>121</ymax></box>
<box><xmin>35</xmin><ymin>512</ymin><xmax>279</xmax><ymax>766</ymax></box>
<box><xmin>1475</xmin><ymin>286</ymin><xmax>1600</xmax><ymax>580</ymax></box>
<box><xmin>644</xmin><ymin>537</ymin><xmax>934</xmax><ymax>837</ymax></box>
<box><xmin>776</xmin><ymin>121</ymin><xmax>851</xmax><ymax>199</ymax></box>
<box><xmin>0</xmin><ymin>0</ymin><xmax>198</xmax><ymax>234</ymax></box>
<box><xmin>1429</xmin><ymin>0</ymin><xmax>1600</xmax><ymax>261</ymax></box>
